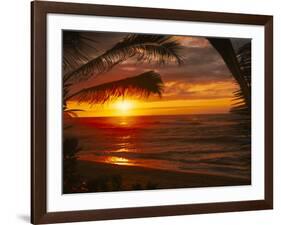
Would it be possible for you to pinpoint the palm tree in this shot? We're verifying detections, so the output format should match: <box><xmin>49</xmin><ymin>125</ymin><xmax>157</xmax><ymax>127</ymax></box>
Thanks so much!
<box><xmin>63</xmin><ymin>33</ymin><xmax>183</xmax><ymax>114</ymax></box>
<box><xmin>207</xmin><ymin>38</ymin><xmax>251</xmax><ymax>115</ymax></box>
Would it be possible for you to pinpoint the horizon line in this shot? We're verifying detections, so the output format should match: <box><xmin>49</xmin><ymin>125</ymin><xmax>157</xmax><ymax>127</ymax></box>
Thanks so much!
<box><xmin>69</xmin><ymin>112</ymin><xmax>231</xmax><ymax>118</ymax></box>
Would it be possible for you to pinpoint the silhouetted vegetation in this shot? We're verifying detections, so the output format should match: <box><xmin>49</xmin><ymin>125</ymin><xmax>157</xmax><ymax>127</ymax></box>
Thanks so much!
<box><xmin>63</xmin><ymin>137</ymin><xmax>88</xmax><ymax>193</ymax></box>
<box><xmin>85</xmin><ymin>175</ymin><xmax>123</xmax><ymax>192</ymax></box>
<box><xmin>231</xmin><ymin>43</ymin><xmax>251</xmax><ymax>115</ymax></box>
<box><xmin>131</xmin><ymin>183</ymin><xmax>142</xmax><ymax>190</ymax></box>
<box><xmin>65</xmin><ymin>71</ymin><xmax>164</xmax><ymax>105</ymax></box>
<box><xmin>131</xmin><ymin>181</ymin><xmax>159</xmax><ymax>191</ymax></box>
<box><xmin>207</xmin><ymin>39</ymin><xmax>251</xmax><ymax>115</ymax></box>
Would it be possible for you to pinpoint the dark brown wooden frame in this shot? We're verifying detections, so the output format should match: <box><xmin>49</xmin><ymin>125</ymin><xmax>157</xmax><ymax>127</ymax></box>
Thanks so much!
<box><xmin>31</xmin><ymin>1</ymin><xmax>273</xmax><ymax>224</ymax></box>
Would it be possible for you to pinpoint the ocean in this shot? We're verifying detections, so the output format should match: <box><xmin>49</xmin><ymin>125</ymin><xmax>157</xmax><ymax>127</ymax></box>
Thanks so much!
<box><xmin>64</xmin><ymin>114</ymin><xmax>251</xmax><ymax>180</ymax></box>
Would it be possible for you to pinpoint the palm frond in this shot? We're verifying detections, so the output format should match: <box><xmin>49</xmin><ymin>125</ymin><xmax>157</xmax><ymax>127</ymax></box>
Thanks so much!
<box><xmin>63</xmin><ymin>31</ymin><xmax>98</xmax><ymax>73</ymax></box>
<box><xmin>230</xmin><ymin>43</ymin><xmax>251</xmax><ymax>115</ymax></box>
<box><xmin>236</xmin><ymin>43</ymin><xmax>251</xmax><ymax>88</ymax></box>
<box><xmin>230</xmin><ymin>89</ymin><xmax>248</xmax><ymax>114</ymax></box>
<box><xmin>65</xmin><ymin>71</ymin><xmax>163</xmax><ymax>105</ymax></box>
<box><xmin>64</xmin><ymin>34</ymin><xmax>183</xmax><ymax>83</ymax></box>
<box><xmin>207</xmin><ymin>38</ymin><xmax>251</xmax><ymax>111</ymax></box>
<box><xmin>64</xmin><ymin>109</ymin><xmax>84</xmax><ymax>118</ymax></box>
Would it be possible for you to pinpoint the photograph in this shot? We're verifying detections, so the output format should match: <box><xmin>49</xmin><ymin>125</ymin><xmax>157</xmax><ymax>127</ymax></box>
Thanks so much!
<box><xmin>29</xmin><ymin>1</ymin><xmax>273</xmax><ymax>223</ymax></box>
<box><xmin>62</xmin><ymin>31</ymin><xmax>252</xmax><ymax>194</ymax></box>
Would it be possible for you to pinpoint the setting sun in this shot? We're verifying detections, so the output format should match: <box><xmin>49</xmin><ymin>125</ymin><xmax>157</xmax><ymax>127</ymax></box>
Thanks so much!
<box><xmin>114</xmin><ymin>100</ymin><xmax>134</xmax><ymax>115</ymax></box>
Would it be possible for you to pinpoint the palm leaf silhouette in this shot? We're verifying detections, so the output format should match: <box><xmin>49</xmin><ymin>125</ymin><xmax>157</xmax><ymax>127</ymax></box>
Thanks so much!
<box><xmin>207</xmin><ymin>38</ymin><xmax>251</xmax><ymax>114</ymax></box>
<box><xmin>63</xmin><ymin>32</ymin><xmax>98</xmax><ymax>73</ymax></box>
<box><xmin>230</xmin><ymin>43</ymin><xmax>251</xmax><ymax>114</ymax></box>
<box><xmin>65</xmin><ymin>71</ymin><xmax>163</xmax><ymax>105</ymax></box>
<box><xmin>64</xmin><ymin>109</ymin><xmax>84</xmax><ymax>118</ymax></box>
<box><xmin>64</xmin><ymin>34</ymin><xmax>183</xmax><ymax>83</ymax></box>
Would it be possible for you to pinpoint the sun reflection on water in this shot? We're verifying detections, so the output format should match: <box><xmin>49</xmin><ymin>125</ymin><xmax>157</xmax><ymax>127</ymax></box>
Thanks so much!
<box><xmin>115</xmin><ymin>148</ymin><xmax>130</xmax><ymax>152</ymax></box>
<box><xmin>104</xmin><ymin>156</ymin><xmax>133</xmax><ymax>166</ymax></box>
<box><xmin>119</xmin><ymin>121</ymin><xmax>128</xmax><ymax>126</ymax></box>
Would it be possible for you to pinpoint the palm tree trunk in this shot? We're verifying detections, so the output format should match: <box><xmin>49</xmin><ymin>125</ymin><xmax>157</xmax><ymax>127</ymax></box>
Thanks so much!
<box><xmin>207</xmin><ymin>38</ymin><xmax>251</xmax><ymax>109</ymax></box>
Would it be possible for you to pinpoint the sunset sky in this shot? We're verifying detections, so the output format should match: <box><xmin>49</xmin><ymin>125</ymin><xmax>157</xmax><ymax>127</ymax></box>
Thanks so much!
<box><xmin>65</xmin><ymin>32</ymin><xmax>250</xmax><ymax>117</ymax></box>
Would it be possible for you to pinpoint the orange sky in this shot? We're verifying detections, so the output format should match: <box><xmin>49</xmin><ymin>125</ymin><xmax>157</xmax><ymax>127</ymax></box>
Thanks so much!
<box><xmin>68</xmin><ymin>96</ymin><xmax>235</xmax><ymax>117</ymax></box>
<box><xmin>64</xmin><ymin>32</ymin><xmax>246</xmax><ymax>117</ymax></box>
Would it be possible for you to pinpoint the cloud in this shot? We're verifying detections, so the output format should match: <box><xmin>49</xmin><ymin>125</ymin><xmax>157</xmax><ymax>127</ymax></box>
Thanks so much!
<box><xmin>176</xmin><ymin>36</ymin><xmax>211</xmax><ymax>48</ymax></box>
<box><xmin>162</xmin><ymin>80</ymin><xmax>237</xmax><ymax>100</ymax></box>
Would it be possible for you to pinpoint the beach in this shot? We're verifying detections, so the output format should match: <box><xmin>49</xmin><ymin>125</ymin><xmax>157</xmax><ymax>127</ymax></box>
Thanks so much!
<box><xmin>76</xmin><ymin>159</ymin><xmax>250</xmax><ymax>192</ymax></box>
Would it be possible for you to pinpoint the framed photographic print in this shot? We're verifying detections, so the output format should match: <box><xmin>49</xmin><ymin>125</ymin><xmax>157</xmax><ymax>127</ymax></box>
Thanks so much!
<box><xmin>31</xmin><ymin>1</ymin><xmax>273</xmax><ymax>224</ymax></box>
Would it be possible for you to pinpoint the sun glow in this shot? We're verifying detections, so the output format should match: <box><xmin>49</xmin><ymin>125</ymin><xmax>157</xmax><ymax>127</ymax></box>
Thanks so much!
<box><xmin>114</xmin><ymin>100</ymin><xmax>134</xmax><ymax>115</ymax></box>
<box><xmin>68</xmin><ymin>97</ymin><xmax>233</xmax><ymax>117</ymax></box>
